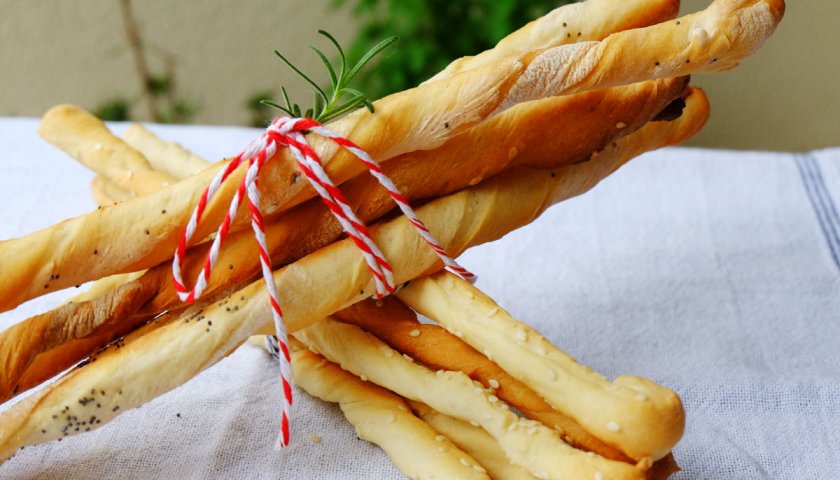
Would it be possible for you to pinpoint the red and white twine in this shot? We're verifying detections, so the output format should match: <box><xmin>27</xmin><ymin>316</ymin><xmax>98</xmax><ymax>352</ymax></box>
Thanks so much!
<box><xmin>172</xmin><ymin>116</ymin><xmax>473</xmax><ymax>449</ymax></box>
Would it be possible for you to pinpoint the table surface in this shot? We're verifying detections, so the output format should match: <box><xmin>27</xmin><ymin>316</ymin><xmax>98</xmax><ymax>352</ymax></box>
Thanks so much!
<box><xmin>1</xmin><ymin>118</ymin><xmax>838</xmax><ymax>479</ymax></box>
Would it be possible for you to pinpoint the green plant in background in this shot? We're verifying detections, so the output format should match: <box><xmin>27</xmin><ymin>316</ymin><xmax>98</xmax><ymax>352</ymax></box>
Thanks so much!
<box><xmin>333</xmin><ymin>0</ymin><xmax>575</xmax><ymax>100</ymax></box>
<box><xmin>94</xmin><ymin>0</ymin><xmax>196</xmax><ymax>123</ymax></box>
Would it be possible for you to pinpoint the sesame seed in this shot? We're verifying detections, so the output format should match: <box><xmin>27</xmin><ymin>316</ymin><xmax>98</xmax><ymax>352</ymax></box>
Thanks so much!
<box><xmin>460</xmin><ymin>458</ymin><xmax>470</xmax><ymax>466</ymax></box>
<box><xmin>435</xmin><ymin>435</ymin><xmax>445</xmax><ymax>442</ymax></box>
<box><xmin>607</xmin><ymin>421</ymin><xmax>620</xmax><ymax>432</ymax></box>
<box><xmin>488</xmin><ymin>379</ymin><xmax>500</xmax><ymax>389</ymax></box>
<box><xmin>409</xmin><ymin>329</ymin><xmax>420</xmax><ymax>337</ymax></box>
<box><xmin>310</xmin><ymin>434</ymin><xmax>321</xmax><ymax>444</ymax></box>
<box><xmin>595</xmin><ymin>472</ymin><xmax>604</xmax><ymax>480</ymax></box>
<box><xmin>616</xmin><ymin>122</ymin><xmax>627</xmax><ymax>129</ymax></box>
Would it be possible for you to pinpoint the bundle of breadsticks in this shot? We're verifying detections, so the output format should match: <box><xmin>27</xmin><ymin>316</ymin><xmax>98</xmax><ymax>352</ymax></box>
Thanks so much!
<box><xmin>0</xmin><ymin>0</ymin><xmax>784</xmax><ymax>477</ymax></box>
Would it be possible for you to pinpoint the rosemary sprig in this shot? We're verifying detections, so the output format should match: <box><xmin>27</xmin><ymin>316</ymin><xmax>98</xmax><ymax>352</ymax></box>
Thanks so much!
<box><xmin>264</xmin><ymin>30</ymin><xmax>398</xmax><ymax>123</ymax></box>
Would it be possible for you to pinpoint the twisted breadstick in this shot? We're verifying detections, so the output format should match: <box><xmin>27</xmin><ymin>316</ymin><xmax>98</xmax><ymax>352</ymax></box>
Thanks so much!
<box><xmin>334</xmin><ymin>297</ymin><xmax>631</xmax><ymax>462</ymax></box>
<box><xmin>0</xmin><ymin>0</ymin><xmax>779</xmax><ymax>312</ymax></box>
<box><xmin>427</xmin><ymin>0</ymin><xmax>679</xmax><ymax>81</ymax></box>
<box><xmin>398</xmin><ymin>272</ymin><xmax>683</xmax><ymax>461</ymax></box>
<box><xmin>0</xmin><ymin>89</ymin><xmax>707</xmax><ymax>464</ymax></box>
<box><xmin>291</xmin><ymin>341</ymin><xmax>489</xmax><ymax>479</ymax></box>
<box><xmin>0</xmin><ymin>78</ymin><xmax>687</xmax><ymax>402</ymax></box>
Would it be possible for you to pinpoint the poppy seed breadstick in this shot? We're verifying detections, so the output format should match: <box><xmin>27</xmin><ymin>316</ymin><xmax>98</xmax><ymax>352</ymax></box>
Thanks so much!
<box><xmin>496</xmin><ymin>0</ymin><xmax>785</xmax><ymax>112</ymax></box>
<box><xmin>428</xmin><ymin>0</ymin><xmax>680</xmax><ymax>82</ymax></box>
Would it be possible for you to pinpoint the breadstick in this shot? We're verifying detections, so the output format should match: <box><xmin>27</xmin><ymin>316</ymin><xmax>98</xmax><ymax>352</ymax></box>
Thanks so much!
<box><xmin>295</xmin><ymin>317</ymin><xmax>649</xmax><ymax>479</ymax></box>
<box><xmin>428</xmin><ymin>0</ymin><xmax>679</xmax><ymax>81</ymax></box>
<box><xmin>0</xmin><ymin>78</ymin><xmax>689</xmax><ymax>401</ymax></box>
<box><xmin>0</xmin><ymin>89</ymin><xmax>707</xmax><ymax>464</ymax></box>
<box><xmin>121</xmin><ymin>123</ymin><xmax>209</xmax><ymax>179</ymax></box>
<box><xmin>397</xmin><ymin>273</ymin><xmax>682</xmax><ymax>461</ymax></box>
<box><xmin>38</xmin><ymin>105</ymin><xmax>176</xmax><ymax>195</ymax></box>
<box><xmin>409</xmin><ymin>401</ymin><xmax>539</xmax><ymax>480</ymax></box>
<box><xmin>335</xmin><ymin>297</ymin><xmax>632</xmax><ymax>462</ymax></box>
<box><xmin>410</xmin><ymin>403</ymin><xmax>690</xmax><ymax>479</ymax></box>
<box><xmin>0</xmin><ymin>0</ymin><xmax>779</xmax><ymax>311</ymax></box>
<box><xmin>496</xmin><ymin>0</ymin><xmax>785</xmax><ymax>112</ymax></box>
<box><xmin>91</xmin><ymin>175</ymin><xmax>133</xmax><ymax>206</ymax></box>
<box><xmin>291</xmin><ymin>341</ymin><xmax>489</xmax><ymax>480</ymax></box>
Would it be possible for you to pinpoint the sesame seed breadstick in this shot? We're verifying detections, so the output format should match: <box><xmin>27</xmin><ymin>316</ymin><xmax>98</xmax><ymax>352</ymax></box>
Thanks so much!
<box><xmin>427</xmin><ymin>0</ymin><xmax>679</xmax><ymax>82</ymax></box>
<box><xmin>408</xmin><ymin>401</ymin><xmax>540</xmax><ymax>480</ymax></box>
<box><xmin>0</xmin><ymin>0</ymin><xmax>777</xmax><ymax>312</ymax></box>
<box><xmin>121</xmin><ymin>123</ymin><xmax>209</xmax><ymax>180</ymax></box>
<box><xmin>37</xmin><ymin>105</ymin><xmax>177</xmax><ymax>196</ymax></box>
<box><xmin>0</xmin><ymin>89</ymin><xmax>707</xmax><ymax>464</ymax></box>
<box><xmin>334</xmin><ymin>297</ymin><xmax>632</xmax><ymax>462</ymax></box>
<box><xmin>0</xmin><ymin>78</ymin><xmax>688</xmax><ymax>402</ymax></box>
<box><xmin>397</xmin><ymin>273</ymin><xmax>683</xmax><ymax>462</ymax></box>
<box><xmin>295</xmin><ymin>318</ymin><xmax>650</xmax><ymax>480</ymax></box>
<box><xmin>411</xmin><ymin>402</ymin><xmax>681</xmax><ymax>480</ymax></box>
<box><xmin>290</xmin><ymin>341</ymin><xmax>490</xmax><ymax>480</ymax></box>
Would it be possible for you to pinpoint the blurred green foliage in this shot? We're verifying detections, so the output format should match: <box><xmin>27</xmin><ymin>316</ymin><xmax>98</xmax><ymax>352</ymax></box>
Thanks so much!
<box><xmin>334</xmin><ymin>0</ymin><xmax>575</xmax><ymax>100</ymax></box>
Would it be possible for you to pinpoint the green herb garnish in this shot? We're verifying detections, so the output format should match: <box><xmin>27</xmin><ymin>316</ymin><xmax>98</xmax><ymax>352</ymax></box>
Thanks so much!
<box><xmin>264</xmin><ymin>30</ymin><xmax>398</xmax><ymax>123</ymax></box>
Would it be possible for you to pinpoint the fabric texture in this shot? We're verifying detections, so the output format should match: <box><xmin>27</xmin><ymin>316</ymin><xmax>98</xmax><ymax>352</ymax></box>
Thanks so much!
<box><xmin>0</xmin><ymin>118</ymin><xmax>838</xmax><ymax>479</ymax></box>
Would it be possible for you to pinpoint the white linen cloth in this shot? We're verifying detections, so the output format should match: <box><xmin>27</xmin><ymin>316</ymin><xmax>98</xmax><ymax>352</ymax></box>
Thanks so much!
<box><xmin>0</xmin><ymin>117</ymin><xmax>838</xmax><ymax>479</ymax></box>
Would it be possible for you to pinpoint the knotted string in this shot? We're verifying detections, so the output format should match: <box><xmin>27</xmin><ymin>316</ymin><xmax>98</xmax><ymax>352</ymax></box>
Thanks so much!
<box><xmin>172</xmin><ymin>116</ymin><xmax>473</xmax><ymax>448</ymax></box>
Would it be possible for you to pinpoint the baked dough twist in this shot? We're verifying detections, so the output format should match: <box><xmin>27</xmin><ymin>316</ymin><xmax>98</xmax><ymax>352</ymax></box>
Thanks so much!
<box><xmin>0</xmin><ymin>88</ymin><xmax>707</xmax><ymax>464</ymax></box>
<box><xmin>0</xmin><ymin>0</ymin><xmax>778</xmax><ymax>312</ymax></box>
<box><xmin>0</xmin><ymin>78</ymin><xmax>688</xmax><ymax>402</ymax></box>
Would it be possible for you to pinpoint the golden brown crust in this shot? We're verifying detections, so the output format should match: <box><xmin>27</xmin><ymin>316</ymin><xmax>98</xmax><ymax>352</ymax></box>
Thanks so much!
<box><xmin>296</xmin><ymin>317</ymin><xmax>650</xmax><ymax>479</ymax></box>
<box><xmin>398</xmin><ymin>273</ymin><xmax>683</xmax><ymax>461</ymax></box>
<box><xmin>409</xmin><ymin>401</ymin><xmax>539</xmax><ymax>480</ymax></box>
<box><xmin>0</xmin><ymin>91</ymin><xmax>708</xmax><ymax>465</ymax></box>
<box><xmin>291</xmin><ymin>342</ymin><xmax>490</xmax><ymax>480</ymax></box>
<box><xmin>428</xmin><ymin>0</ymin><xmax>680</xmax><ymax>81</ymax></box>
<box><xmin>335</xmin><ymin>297</ymin><xmax>633</xmax><ymax>462</ymax></box>
<box><xmin>0</xmin><ymin>79</ymin><xmax>688</xmax><ymax>402</ymax></box>
<box><xmin>498</xmin><ymin>0</ymin><xmax>785</xmax><ymax>110</ymax></box>
<box><xmin>0</xmin><ymin>0</ymin><xmax>776</xmax><ymax>312</ymax></box>
<box><xmin>38</xmin><ymin>105</ymin><xmax>176</xmax><ymax>195</ymax></box>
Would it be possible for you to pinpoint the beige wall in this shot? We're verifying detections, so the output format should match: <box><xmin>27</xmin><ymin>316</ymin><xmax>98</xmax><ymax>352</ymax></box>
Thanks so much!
<box><xmin>679</xmin><ymin>0</ymin><xmax>840</xmax><ymax>151</ymax></box>
<box><xmin>0</xmin><ymin>0</ymin><xmax>356</xmax><ymax>126</ymax></box>
<box><xmin>1</xmin><ymin>1</ymin><xmax>837</xmax><ymax>151</ymax></box>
